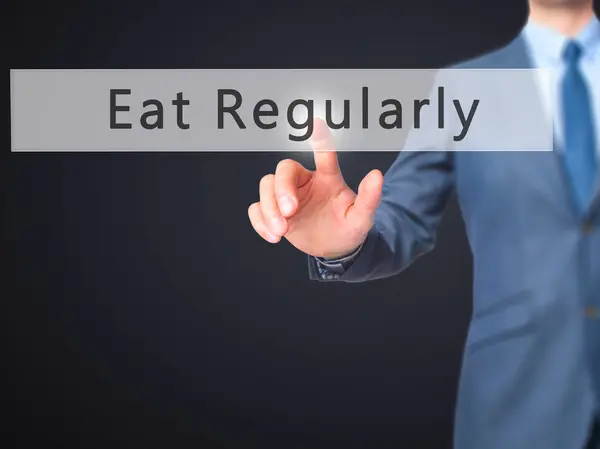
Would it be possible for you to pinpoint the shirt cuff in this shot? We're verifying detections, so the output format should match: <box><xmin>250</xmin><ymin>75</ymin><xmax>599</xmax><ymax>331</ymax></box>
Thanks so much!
<box><xmin>313</xmin><ymin>244</ymin><xmax>363</xmax><ymax>279</ymax></box>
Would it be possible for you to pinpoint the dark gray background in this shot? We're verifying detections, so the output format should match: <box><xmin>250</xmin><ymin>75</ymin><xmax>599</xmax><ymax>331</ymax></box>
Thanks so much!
<box><xmin>4</xmin><ymin>1</ymin><xmax>585</xmax><ymax>448</ymax></box>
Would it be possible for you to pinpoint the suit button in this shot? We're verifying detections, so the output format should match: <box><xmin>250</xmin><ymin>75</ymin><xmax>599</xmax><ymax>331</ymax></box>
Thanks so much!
<box><xmin>585</xmin><ymin>306</ymin><xmax>599</xmax><ymax>319</ymax></box>
<box><xmin>582</xmin><ymin>221</ymin><xmax>594</xmax><ymax>234</ymax></box>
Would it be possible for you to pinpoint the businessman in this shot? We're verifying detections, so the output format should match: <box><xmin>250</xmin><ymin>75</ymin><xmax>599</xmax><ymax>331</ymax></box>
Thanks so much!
<box><xmin>248</xmin><ymin>1</ymin><xmax>600</xmax><ymax>448</ymax></box>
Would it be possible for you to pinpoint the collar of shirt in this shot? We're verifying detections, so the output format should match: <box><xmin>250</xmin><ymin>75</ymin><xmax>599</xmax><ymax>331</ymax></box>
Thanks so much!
<box><xmin>522</xmin><ymin>14</ymin><xmax>600</xmax><ymax>66</ymax></box>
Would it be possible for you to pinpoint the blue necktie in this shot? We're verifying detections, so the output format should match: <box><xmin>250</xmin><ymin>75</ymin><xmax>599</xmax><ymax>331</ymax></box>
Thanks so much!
<box><xmin>561</xmin><ymin>40</ymin><xmax>597</xmax><ymax>212</ymax></box>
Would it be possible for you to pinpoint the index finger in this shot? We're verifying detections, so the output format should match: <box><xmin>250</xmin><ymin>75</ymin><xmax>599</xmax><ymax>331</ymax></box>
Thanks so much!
<box><xmin>309</xmin><ymin>118</ymin><xmax>340</xmax><ymax>176</ymax></box>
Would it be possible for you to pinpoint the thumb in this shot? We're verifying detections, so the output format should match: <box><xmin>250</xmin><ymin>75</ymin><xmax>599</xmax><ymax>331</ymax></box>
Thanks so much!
<box><xmin>346</xmin><ymin>169</ymin><xmax>384</xmax><ymax>232</ymax></box>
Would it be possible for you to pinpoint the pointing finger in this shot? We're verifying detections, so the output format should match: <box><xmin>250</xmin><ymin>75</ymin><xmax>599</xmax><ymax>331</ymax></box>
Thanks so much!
<box><xmin>309</xmin><ymin>118</ymin><xmax>341</xmax><ymax>177</ymax></box>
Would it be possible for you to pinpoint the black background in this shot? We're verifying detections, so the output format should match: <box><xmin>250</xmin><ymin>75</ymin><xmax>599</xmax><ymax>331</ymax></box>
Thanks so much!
<box><xmin>3</xmin><ymin>1</ymin><xmax>583</xmax><ymax>448</ymax></box>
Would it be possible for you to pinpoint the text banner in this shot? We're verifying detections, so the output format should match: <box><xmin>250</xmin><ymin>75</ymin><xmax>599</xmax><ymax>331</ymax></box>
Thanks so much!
<box><xmin>10</xmin><ymin>69</ymin><xmax>553</xmax><ymax>152</ymax></box>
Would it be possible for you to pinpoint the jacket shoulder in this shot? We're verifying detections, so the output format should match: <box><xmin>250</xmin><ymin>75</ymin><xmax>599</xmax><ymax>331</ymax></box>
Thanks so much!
<box><xmin>449</xmin><ymin>36</ymin><xmax>527</xmax><ymax>69</ymax></box>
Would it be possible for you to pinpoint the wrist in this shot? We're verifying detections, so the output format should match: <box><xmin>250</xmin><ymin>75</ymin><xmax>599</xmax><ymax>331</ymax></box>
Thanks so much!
<box><xmin>321</xmin><ymin>244</ymin><xmax>363</xmax><ymax>262</ymax></box>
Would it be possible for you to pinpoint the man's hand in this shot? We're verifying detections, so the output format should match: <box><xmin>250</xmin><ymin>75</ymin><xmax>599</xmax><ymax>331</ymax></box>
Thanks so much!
<box><xmin>248</xmin><ymin>118</ymin><xmax>383</xmax><ymax>259</ymax></box>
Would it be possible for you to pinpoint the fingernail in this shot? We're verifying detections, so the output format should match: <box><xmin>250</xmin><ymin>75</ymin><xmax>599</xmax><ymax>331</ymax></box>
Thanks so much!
<box><xmin>279</xmin><ymin>195</ymin><xmax>296</xmax><ymax>216</ymax></box>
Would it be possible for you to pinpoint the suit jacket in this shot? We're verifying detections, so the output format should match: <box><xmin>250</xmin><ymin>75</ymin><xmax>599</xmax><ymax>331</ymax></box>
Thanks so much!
<box><xmin>309</xmin><ymin>35</ymin><xmax>600</xmax><ymax>449</ymax></box>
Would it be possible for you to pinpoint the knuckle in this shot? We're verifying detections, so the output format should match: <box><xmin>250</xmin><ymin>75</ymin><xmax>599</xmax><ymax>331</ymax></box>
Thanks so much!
<box><xmin>276</xmin><ymin>158</ymin><xmax>296</xmax><ymax>173</ymax></box>
<box><xmin>260</xmin><ymin>174</ymin><xmax>274</xmax><ymax>189</ymax></box>
<box><xmin>261</xmin><ymin>201</ymin><xmax>276</xmax><ymax>217</ymax></box>
<box><xmin>248</xmin><ymin>202</ymin><xmax>258</xmax><ymax>218</ymax></box>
